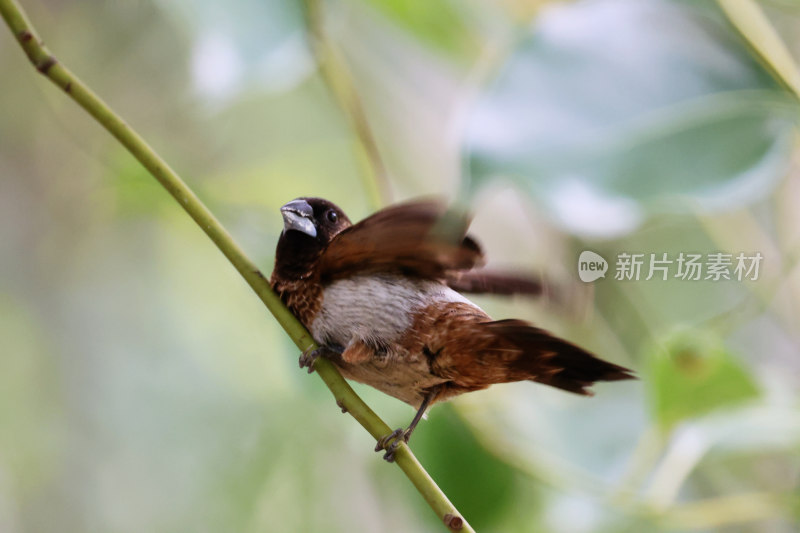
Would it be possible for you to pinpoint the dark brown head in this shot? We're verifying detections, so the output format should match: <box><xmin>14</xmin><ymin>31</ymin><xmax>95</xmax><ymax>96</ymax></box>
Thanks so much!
<box><xmin>273</xmin><ymin>198</ymin><xmax>352</xmax><ymax>280</ymax></box>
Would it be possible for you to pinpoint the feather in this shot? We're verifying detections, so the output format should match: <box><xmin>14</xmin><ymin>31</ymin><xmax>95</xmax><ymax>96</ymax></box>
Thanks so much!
<box><xmin>445</xmin><ymin>270</ymin><xmax>544</xmax><ymax>296</ymax></box>
<box><xmin>318</xmin><ymin>199</ymin><xmax>485</xmax><ymax>282</ymax></box>
<box><xmin>484</xmin><ymin>319</ymin><xmax>635</xmax><ymax>395</ymax></box>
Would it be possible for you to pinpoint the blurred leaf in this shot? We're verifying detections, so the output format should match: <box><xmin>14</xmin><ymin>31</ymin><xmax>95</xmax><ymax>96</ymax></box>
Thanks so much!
<box><xmin>465</xmin><ymin>0</ymin><xmax>799</xmax><ymax>237</ymax></box>
<box><xmin>358</xmin><ymin>0</ymin><xmax>477</xmax><ymax>58</ymax></box>
<box><xmin>647</xmin><ymin>329</ymin><xmax>760</xmax><ymax>430</ymax></box>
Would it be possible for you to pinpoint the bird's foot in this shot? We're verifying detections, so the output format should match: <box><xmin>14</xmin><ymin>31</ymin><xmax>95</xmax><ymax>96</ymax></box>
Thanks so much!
<box><xmin>299</xmin><ymin>344</ymin><xmax>344</xmax><ymax>374</ymax></box>
<box><xmin>375</xmin><ymin>427</ymin><xmax>409</xmax><ymax>463</ymax></box>
<box><xmin>299</xmin><ymin>347</ymin><xmax>322</xmax><ymax>374</ymax></box>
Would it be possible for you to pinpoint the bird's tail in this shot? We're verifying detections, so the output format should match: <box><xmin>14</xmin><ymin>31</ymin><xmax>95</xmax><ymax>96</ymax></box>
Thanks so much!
<box><xmin>483</xmin><ymin>319</ymin><xmax>635</xmax><ymax>395</ymax></box>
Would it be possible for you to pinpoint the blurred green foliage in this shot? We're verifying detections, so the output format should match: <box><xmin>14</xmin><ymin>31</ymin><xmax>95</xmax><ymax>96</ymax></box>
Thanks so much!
<box><xmin>648</xmin><ymin>329</ymin><xmax>761</xmax><ymax>430</ymax></box>
<box><xmin>1</xmin><ymin>0</ymin><xmax>799</xmax><ymax>532</ymax></box>
<box><xmin>361</xmin><ymin>0</ymin><xmax>476</xmax><ymax>58</ymax></box>
<box><xmin>466</xmin><ymin>0</ymin><xmax>797</xmax><ymax>237</ymax></box>
<box><xmin>414</xmin><ymin>405</ymin><xmax>518</xmax><ymax>529</ymax></box>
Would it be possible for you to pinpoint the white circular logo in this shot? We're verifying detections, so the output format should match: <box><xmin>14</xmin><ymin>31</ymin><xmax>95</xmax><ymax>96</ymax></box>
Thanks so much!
<box><xmin>578</xmin><ymin>251</ymin><xmax>608</xmax><ymax>282</ymax></box>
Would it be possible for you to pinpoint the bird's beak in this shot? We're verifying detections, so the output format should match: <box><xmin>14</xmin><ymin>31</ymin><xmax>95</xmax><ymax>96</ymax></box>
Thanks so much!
<box><xmin>280</xmin><ymin>199</ymin><xmax>317</xmax><ymax>238</ymax></box>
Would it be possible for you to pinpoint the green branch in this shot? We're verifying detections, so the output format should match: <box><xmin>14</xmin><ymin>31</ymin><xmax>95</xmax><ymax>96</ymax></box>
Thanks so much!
<box><xmin>0</xmin><ymin>1</ymin><xmax>472</xmax><ymax>530</ymax></box>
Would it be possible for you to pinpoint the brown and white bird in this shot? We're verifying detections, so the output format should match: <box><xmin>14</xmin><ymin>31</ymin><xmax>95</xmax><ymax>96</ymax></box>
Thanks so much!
<box><xmin>270</xmin><ymin>197</ymin><xmax>634</xmax><ymax>461</ymax></box>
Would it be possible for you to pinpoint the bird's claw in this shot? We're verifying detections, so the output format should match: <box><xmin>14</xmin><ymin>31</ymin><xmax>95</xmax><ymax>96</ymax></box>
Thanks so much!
<box><xmin>299</xmin><ymin>347</ymin><xmax>322</xmax><ymax>374</ymax></box>
<box><xmin>374</xmin><ymin>428</ymin><xmax>403</xmax><ymax>452</ymax></box>
<box><xmin>375</xmin><ymin>427</ymin><xmax>409</xmax><ymax>462</ymax></box>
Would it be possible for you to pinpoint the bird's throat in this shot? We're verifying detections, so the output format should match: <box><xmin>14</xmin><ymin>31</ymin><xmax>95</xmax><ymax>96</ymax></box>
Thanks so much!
<box><xmin>273</xmin><ymin>230</ymin><xmax>323</xmax><ymax>281</ymax></box>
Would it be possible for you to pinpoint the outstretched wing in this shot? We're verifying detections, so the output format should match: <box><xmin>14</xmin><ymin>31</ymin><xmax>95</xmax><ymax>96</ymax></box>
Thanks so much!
<box><xmin>319</xmin><ymin>199</ymin><xmax>485</xmax><ymax>282</ymax></box>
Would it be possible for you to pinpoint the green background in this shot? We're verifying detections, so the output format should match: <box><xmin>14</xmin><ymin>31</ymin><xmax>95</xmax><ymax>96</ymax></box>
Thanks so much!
<box><xmin>1</xmin><ymin>0</ymin><xmax>798</xmax><ymax>531</ymax></box>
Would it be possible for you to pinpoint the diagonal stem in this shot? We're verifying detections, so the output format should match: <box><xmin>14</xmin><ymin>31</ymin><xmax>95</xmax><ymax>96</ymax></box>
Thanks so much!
<box><xmin>303</xmin><ymin>0</ymin><xmax>392</xmax><ymax>208</ymax></box>
<box><xmin>717</xmin><ymin>0</ymin><xmax>800</xmax><ymax>99</ymax></box>
<box><xmin>0</xmin><ymin>1</ymin><xmax>472</xmax><ymax>530</ymax></box>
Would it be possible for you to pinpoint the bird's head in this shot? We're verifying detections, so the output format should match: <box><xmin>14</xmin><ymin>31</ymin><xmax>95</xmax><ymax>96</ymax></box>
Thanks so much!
<box><xmin>274</xmin><ymin>197</ymin><xmax>352</xmax><ymax>279</ymax></box>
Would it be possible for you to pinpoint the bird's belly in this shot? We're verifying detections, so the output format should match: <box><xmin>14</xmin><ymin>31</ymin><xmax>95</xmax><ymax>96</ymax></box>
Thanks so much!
<box><xmin>334</xmin><ymin>351</ymin><xmax>446</xmax><ymax>408</ymax></box>
<box><xmin>310</xmin><ymin>273</ymin><xmax>472</xmax><ymax>349</ymax></box>
<box><xmin>309</xmin><ymin>273</ymin><xmax>477</xmax><ymax>407</ymax></box>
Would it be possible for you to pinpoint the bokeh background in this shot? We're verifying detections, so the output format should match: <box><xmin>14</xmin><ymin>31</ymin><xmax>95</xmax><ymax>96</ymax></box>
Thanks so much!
<box><xmin>1</xmin><ymin>0</ymin><xmax>799</xmax><ymax>531</ymax></box>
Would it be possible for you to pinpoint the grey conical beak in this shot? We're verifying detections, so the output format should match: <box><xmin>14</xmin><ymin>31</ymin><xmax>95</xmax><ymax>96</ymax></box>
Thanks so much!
<box><xmin>280</xmin><ymin>199</ymin><xmax>317</xmax><ymax>238</ymax></box>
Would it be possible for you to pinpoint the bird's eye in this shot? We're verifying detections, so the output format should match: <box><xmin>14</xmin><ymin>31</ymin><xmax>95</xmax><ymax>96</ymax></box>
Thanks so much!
<box><xmin>327</xmin><ymin>210</ymin><xmax>338</xmax><ymax>223</ymax></box>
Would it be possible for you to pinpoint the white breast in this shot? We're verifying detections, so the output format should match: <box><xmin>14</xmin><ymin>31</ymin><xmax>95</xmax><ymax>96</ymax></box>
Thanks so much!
<box><xmin>310</xmin><ymin>273</ymin><xmax>474</xmax><ymax>348</ymax></box>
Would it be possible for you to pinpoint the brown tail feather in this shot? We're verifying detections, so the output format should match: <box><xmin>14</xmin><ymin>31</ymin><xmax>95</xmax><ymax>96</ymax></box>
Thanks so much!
<box><xmin>485</xmin><ymin>319</ymin><xmax>635</xmax><ymax>395</ymax></box>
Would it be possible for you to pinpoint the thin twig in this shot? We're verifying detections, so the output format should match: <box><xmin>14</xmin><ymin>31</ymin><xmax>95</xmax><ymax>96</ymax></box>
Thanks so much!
<box><xmin>303</xmin><ymin>0</ymin><xmax>392</xmax><ymax>208</ymax></box>
<box><xmin>0</xmin><ymin>1</ymin><xmax>472</xmax><ymax>530</ymax></box>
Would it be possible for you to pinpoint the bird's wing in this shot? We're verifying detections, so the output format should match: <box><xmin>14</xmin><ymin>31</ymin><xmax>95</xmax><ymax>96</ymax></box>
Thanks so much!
<box><xmin>319</xmin><ymin>199</ymin><xmax>485</xmax><ymax>282</ymax></box>
<box><xmin>445</xmin><ymin>270</ymin><xmax>544</xmax><ymax>296</ymax></box>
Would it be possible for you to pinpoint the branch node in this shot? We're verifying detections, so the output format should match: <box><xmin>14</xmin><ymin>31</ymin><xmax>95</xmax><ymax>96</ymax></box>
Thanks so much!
<box><xmin>17</xmin><ymin>29</ymin><xmax>31</xmax><ymax>42</ymax></box>
<box><xmin>443</xmin><ymin>514</ymin><xmax>463</xmax><ymax>531</ymax></box>
<box><xmin>36</xmin><ymin>55</ymin><xmax>56</xmax><ymax>74</ymax></box>
<box><xmin>336</xmin><ymin>399</ymin><xmax>348</xmax><ymax>413</ymax></box>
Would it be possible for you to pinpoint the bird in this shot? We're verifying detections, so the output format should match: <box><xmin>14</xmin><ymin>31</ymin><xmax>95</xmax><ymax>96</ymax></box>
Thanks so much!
<box><xmin>270</xmin><ymin>197</ymin><xmax>635</xmax><ymax>461</ymax></box>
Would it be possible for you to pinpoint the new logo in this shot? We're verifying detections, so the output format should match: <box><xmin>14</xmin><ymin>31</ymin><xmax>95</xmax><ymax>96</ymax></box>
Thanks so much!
<box><xmin>578</xmin><ymin>251</ymin><xmax>608</xmax><ymax>282</ymax></box>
